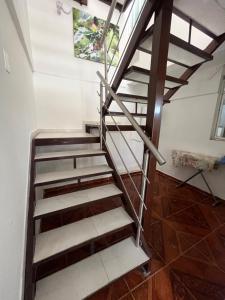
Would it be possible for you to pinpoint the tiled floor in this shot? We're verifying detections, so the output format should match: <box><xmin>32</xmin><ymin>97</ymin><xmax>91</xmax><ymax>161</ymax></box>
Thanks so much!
<box><xmin>87</xmin><ymin>172</ymin><xmax>225</xmax><ymax>300</ymax></box>
<box><xmin>41</xmin><ymin>171</ymin><xmax>225</xmax><ymax>299</ymax></box>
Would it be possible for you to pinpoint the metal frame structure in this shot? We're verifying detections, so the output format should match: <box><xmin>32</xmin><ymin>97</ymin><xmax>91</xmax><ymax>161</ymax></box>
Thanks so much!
<box><xmin>97</xmin><ymin>0</ymin><xmax>225</xmax><ymax>251</ymax></box>
<box><xmin>97</xmin><ymin>71</ymin><xmax>165</xmax><ymax>248</ymax></box>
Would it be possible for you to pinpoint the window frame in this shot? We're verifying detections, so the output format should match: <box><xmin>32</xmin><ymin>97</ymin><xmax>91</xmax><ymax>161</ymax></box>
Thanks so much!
<box><xmin>210</xmin><ymin>65</ymin><xmax>225</xmax><ymax>141</ymax></box>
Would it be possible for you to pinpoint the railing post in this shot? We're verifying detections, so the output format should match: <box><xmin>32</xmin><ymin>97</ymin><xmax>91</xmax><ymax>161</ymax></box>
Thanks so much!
<box><xmin>103</xmin><ymin>40</ymin><xmax>109</xmax><ymax>103</ymax></box>
<box><xmin>99</xmin><ymin>83</ymin><xmax>104</xmax><ymax>150</ymax></box>
<box><xmin>104</xmin><ymin>39</ymin><xmax>108</xmax><ymax>83</ymax></box>
<box><xmin>136</xmin><ymin>149</ymin><xmax>149</xmax><ymax>247</ymax></box>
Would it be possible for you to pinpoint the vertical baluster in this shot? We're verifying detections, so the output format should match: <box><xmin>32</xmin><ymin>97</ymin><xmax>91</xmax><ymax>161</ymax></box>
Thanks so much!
<box><xmin>99</xmin><ymin>83</ymin><xmax>103</xmax><ymax>150</ymax></box>
<box><xmin>136</xmin><ymin>150</ymin><xmax>149</xmax><ymax>247</ymax></box>
<box><xmin>104</xmin><ymin>39</ymin><xmax>108</xmax><ymax>104</ymax></box>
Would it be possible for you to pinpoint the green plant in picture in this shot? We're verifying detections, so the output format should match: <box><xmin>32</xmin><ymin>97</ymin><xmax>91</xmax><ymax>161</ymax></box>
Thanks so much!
<box><xmin>106</xmin><ymin>24</ymin><xmax>119</xmax><ymax>66</ymax></box>
<box><xmin>73</xmin><ymin>8</ymin><xmax>119</xmax><ymax>66</ymax></box>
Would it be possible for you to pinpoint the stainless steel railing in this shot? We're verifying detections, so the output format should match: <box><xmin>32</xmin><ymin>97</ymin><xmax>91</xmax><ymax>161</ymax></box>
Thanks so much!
<box><xmin>97</xmin><ymin>71</ymin><xmax>166</xmax><ymax>247</ymax></box>
<box><xmin>97</xmin><ymin>71</ymin><xmax>166</xmax><ymax>166</ymax></box>
<box><xmin>97</xmin><ymin>0</ymin><xmax>166</xmax><ymax>247</ymax></box>
<box><xmin>100</xmin><ymin>0</ymin><xmax>148</xmax><ymax>84</ymax></box>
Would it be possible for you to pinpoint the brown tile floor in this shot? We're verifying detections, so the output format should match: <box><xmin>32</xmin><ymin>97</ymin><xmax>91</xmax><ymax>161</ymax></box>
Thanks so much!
<box><xmin>87</xmin><ymin>172</ymin><xmax>225</xmax><ymax>300</ymax></box>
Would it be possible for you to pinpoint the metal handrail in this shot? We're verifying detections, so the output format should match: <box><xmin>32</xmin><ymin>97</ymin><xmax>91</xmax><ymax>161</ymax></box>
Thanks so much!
<box><xmin>101</xmin><ymin>116</ymin><xmax>147</xmax><ymax>210</ymax></box>
<box><xmin>97</xmin><ymin>71</ymin><xmax>166</xmax><ymax>166</ymax></box>
<box><xmin>100</xmin><ymin>0</ymin><xmax>144</xmax><ymax>80</ymax></box>
<box><xmin>99</xmin><ymin>0</ymin><xmax>118</xmax><ymax>48</ymax></box>
<box><xmin>101</xmin><ymin>133</ymin><xmax>144</xmax><ymax>231</ymax></box>
<box><xmin>107</xmin><ymin>0</ymin><xmax>136</xmax><ymax>72</ymax></box>
<box><xmin>107</xmin><ymin>0</ymin><xmax>127</xmax><ymax>53</ymax></box>
<box><xmin>106</xmin><ymin>109</ymin><xmax>150</xmax><ymax>184</ymax></box>
<box><xmin>109</xmin><ymin>0</ymin><xmax>149</xmax><ymax>84</ymax></box>
<box><xmin>97</xmin><ymin>0</ymin><xmax>165</xmax><ymax>248</ymax></box>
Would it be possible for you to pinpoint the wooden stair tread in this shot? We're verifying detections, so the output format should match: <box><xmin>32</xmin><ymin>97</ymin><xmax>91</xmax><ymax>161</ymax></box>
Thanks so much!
<box><xmin>85</xmin><ymin>123</ymin><xmax>146</xmax><ymax>132</ymax></box>
<box><xmin>35</xmin><ymin>131</ymin><xmax>97</xmax><ymax>139</ymax></box>
<box><xmin>34</xmin><ymin>207</ymin><xmax>133</xmax><ymax>264</ymax></box>
<box><xmin>35</xmin><ymin>237</ymin><xmax>149</xmax><ymax>300</ymax></box>
<box><xmin>117</xmin><ymin>93</ymin><xmax>148</xmax><ymax>103</ymax></box>
<box><xmin>35</xmin><ymin>149</ymin><xmax>106</xmax><ymax>161</ymax></box>
<box><xmin>124</xmin><ymin>66</ymin><xmax>188</xmax><ymax>88</ymax></box>
<box><xmin>35</xmin><ymin>131</ymin><xmax>100</xmax><ymax>146</ymax></box>
<box><xmin>34</xmin><ymin>165</ymin><xmax>113</xmax><ymax>186</ymax></box>
<box><xmin>138</xmin><ymin>27</ymin><xmax>213</xmax><ymax>67</ymax></box>
<box><xmin>34</xmin><ymin>184</ymin><xmax>122</xmax><ymax>219</ymax></box>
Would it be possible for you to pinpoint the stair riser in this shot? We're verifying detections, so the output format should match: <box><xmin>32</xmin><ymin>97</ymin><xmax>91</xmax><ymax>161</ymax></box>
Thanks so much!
<box><xmin>34</xmin><ymin>225</ymin><xmax>134</xmax><ymax>280</ymax></box>
<box><xmin>35</xmin><ymin>137</ymin><xmax>100</xmax><ymax>146</ymax></box>
<box><xmin>34</xmin><ymin>171</ymin><xmax>113</xmax><ymax>187</ymax></box>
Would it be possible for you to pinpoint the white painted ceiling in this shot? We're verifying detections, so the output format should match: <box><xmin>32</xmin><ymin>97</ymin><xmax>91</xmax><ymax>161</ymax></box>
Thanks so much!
<box><xmin>174</xmin><ymin>0</ymin><xmax>225</xmax><ymax>35</ymax></box>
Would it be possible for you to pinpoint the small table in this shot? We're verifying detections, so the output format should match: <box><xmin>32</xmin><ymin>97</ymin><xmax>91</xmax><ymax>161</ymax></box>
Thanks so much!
<box><xmin>172</xmin><ymin>150</ymin><xmax>223</xmax><ymax>206</ymax></box>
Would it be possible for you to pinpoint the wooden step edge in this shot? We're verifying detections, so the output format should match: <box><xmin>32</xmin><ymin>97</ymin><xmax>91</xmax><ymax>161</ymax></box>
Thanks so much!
<box><xmin>125</xmin><ymin>65</ymin><xmax>188</xmax><ymax>85</ymax></box>
<box><xmin>35</xmin><ymin>136</ymin><xmax>100</xmax><ymax>146</ymax></box>
<box><xmin>117</xmin><ymin>93</ymin><xmax>148</xmax><ymax>101</ymax></box>
<box><xmin>105</xmin><ymin>111</ymin><xmax>147</xmax><ymax>118</ymax></box>
<box><xmin>34</xmin><ymin>166</ymin><xmax>113</xmax><ymax>187</ymax></box>
<box><xmin>86</xmin><ymin>124</ymin><xmax>146</xmax><ymax>132</ymax></box>
<box><xmin>34</xmin><ymin>150</ymin><xmax>106</xmax><ymax>162</ymax></box>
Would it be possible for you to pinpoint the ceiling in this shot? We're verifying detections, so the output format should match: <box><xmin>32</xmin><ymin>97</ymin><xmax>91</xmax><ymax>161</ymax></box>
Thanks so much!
<box><xmin>174</xmin><ymin>0</ymin><xmax>225</xmax><ymax>35</ymax></box>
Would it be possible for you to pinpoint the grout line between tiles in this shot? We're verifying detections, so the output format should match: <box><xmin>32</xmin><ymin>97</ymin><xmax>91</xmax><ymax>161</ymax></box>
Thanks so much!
<box><xmin>130</xmin><ymin>222</ymin><xmax>225</xmax><ymax>294</ymax></box>
<box><xmin>171</xmin><ymin>269</ymin><xmax>198</xmax><ymax>300</ymax></box>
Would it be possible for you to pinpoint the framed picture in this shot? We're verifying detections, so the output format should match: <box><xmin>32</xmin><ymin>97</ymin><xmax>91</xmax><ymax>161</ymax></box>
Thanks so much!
<box><xmin>73</xmin><ymin>8</ymin><xmax>119</xmax><ymax>66</ymax></box>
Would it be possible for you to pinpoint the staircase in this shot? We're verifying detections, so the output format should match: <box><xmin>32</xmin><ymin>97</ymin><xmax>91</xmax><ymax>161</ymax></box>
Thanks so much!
<box><xmin>24</xmin><ymin>0</ymin><xmax>225</xmax><ymax>299</ymax></box>
<box><xmin>25</xmin><ymin>131</ymin><xmax>150</xmax><ymax>300</ymax></box>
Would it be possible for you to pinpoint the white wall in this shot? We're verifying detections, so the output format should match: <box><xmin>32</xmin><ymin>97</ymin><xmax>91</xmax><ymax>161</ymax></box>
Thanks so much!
<box><xmin>28</xmin><ymin>0</ymin><xmax>120</xmax><ymax>129</ymax></box>
<box><xmin>12</xmin><ymin>0</ymin><xmax>32</xmax><ymax>56</ymax></box>
<box><xmin>0</xmin><ymin>1</ymin><xmax>36</xmax><ymax>299</ymax></box>
<box><xmin>158</xmin><ymin>49</ymin><xmax>225</xmax><ymax>200</ymax></box>
<box><xmin>28</xmin><ymin>0</ymin><xmax>225</xmax><ymax>199</ymax></box>
<box><xmin>28</xmin><ymin>0</ymin><xmax>145</xmax><ymax>174</ymax></box>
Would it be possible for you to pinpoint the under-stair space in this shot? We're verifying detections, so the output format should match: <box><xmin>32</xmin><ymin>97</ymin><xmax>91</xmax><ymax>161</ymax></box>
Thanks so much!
<box><xmin>88</xmin><ymin>30</ymin><xmax>216</xmax><ymax>125</ymax></box>
<box><xmin>97</xmin><ymin>5</ymin><xmax>223</xmax><ymax>125</ymax></box>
